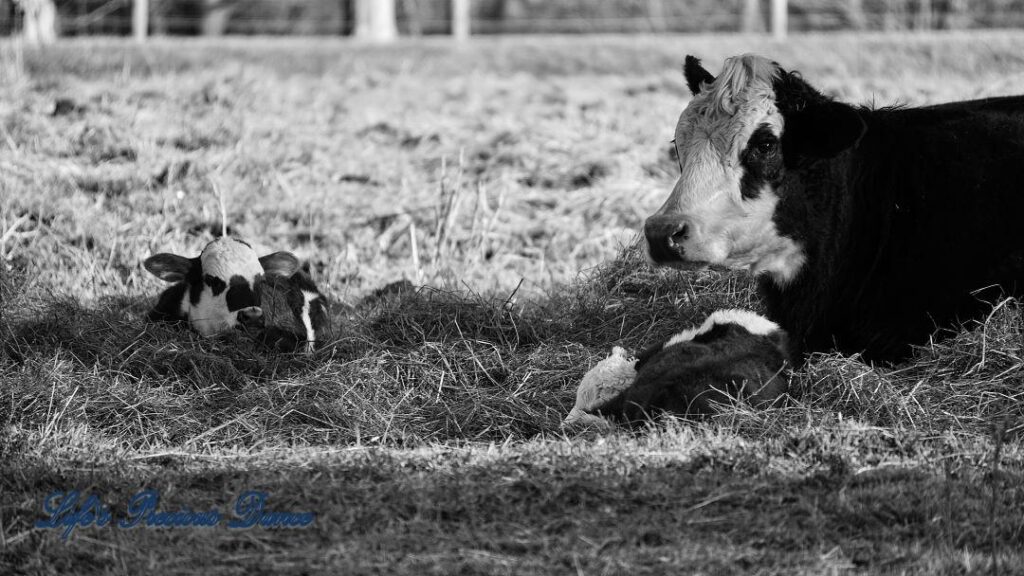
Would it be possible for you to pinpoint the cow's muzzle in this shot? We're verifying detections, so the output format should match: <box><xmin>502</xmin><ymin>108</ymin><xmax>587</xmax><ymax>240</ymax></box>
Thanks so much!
<box><xmin>236</xmin><ymin>306</ymin><xmax>265</xmax><ymax>329</ymax></box>
<box><xmin>644</xmin><ymin>214</ymin><xmax>689</xmax><ymax>264</ymax></box>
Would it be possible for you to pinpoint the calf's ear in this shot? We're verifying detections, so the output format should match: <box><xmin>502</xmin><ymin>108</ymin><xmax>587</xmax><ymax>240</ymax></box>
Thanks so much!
<box><xmin>784</xmin><ymin>100</ymin><xmax>865</xmax><ymax>159</ymax></box>
<box><xmin>683</xmin><ymin>55</ymin><xmax>715</xmax><ymax>96</ymax></box>
<box><xmin>148</xmin><ymin>283</ymin><xmax>190</xmax><ymax>322</ymax></box>
<box><xmin>259</xmin><ymin>251</ymin><xmax>300</xmax><ymax>277</ymax></box>
<box><xmin>144</xmin><ymin>254</ymin><xmax>196</xmax><ymax>283</ymax></box>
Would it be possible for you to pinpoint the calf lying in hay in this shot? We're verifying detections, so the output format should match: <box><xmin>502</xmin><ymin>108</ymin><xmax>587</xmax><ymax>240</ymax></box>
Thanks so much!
<box><xmin>143</xmin><ymin>236</ymin><xmax>330</xmax><ymax>353</ymax></box>
<box><xmin>564</xmin><ymin>309</ymin><xmax>791</xmax><ymax>428</ymax></box>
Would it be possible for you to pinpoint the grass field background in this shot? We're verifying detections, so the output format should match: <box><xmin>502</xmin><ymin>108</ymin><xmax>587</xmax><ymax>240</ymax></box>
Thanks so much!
<box><xmin>2</xmin><ymin>32</ymin><xmax>1024</xmax><ymax>574</ymax></box>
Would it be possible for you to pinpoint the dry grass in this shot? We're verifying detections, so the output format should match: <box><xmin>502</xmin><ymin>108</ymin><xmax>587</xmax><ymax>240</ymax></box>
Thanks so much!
<box><xmin>3</xmin><ymin>32</ymin><xmax>1024</xmax><ymax>574</ymax></box>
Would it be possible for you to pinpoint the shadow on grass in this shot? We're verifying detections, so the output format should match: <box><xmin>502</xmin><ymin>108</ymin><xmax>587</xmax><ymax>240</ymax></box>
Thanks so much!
<box><xmin>363</xmin><ymin>257</ymin><xmax>756</xmax><ymax>352</ymax></box>
<box><xmin>4</xmin><ymin>255</ymin><xmax>1023</xmax><ymax>447</ymax></box>
<box><xmin>2</xmin><ymin>439</ymin><xmax>1022</xmax><ymax>574</ymax></box>
<box><xmin>0</xmin><ymin>256</ymin><xmax>759</xmax><ymax>449</ymax></box>
<box><xmin>4</xmin><ymin>294</ymin><xmax>313</xmax><ymax>387</ymax></box>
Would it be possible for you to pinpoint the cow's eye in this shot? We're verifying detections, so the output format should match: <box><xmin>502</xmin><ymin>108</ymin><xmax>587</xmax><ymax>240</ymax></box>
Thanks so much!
<box><xmin>756</xmin><ymin>138</ymin><xmax>777</xmax><ymax>154</ymax></box>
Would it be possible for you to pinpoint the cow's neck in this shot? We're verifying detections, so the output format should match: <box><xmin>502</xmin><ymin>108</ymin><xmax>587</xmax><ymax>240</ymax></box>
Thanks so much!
<box><xmin>757</xmin><ymin>144</ymin><xmax>888</xmax><ymax>359</ymax></box>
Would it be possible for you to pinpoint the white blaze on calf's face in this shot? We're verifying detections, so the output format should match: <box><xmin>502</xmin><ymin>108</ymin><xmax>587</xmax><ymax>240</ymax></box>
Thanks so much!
<box><xmin>298</xmin><ymin>289</ymin><xmax>320</xmax><ymax>353</ymax></box>
<box><xmin>650</xmin><ymin>55</ymin><xmax>806</xmax><ymax>283</ymax></box>
<box><xmin>189</xmin><ymin>238</ymin><xmax>265</xmax><ymax>336</ymax></box>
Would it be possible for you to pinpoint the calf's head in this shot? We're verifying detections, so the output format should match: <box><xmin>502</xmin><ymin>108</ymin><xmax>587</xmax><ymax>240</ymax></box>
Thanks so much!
<box><xmin>257</xmin><ymin>270</ymin><xmax>331</xmax><ymax>353</ymax></box>
<box><xmin>645</xmin><ymin>54</ymin><xmax>866</xmax><ymax>283</ymax></box>
<box><xmin>144</xmin><ymin>237</ymin><xmax>300</xmax><ymax>337</ymax></box>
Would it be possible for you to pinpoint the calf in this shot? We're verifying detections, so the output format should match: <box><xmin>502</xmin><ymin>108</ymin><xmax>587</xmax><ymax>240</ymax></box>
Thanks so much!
<box><xmin>645</xmin><ymin>54</ymin><xmax>1024</xmax><ymax>362</ymax></box>
<box><xmin>599</xmin><ymin>309</ymin><xmax>791</xmax><ymax>424</ymax></box>
<box><xmin>144</xmin><ymin>237</ymin><xmax>329</xmax><ymax>351</ymax></box>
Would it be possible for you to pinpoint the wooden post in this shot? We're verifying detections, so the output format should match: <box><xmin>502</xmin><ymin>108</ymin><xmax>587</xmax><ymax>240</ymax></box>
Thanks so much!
<box><xmin>452</xmin><ymin>0</ymin><xmax>470</xmax><ymax>41</ymax></box>
<box><xmin>354</xmin><ymin>0</ymin><xmax>369</xmax><ymax>37</ymax></box>
<box><xmin>16</xmin><ymin>0</ymin><xmax>58</xmax><ymax>45</ymax></box>
<box><xmin>355</xmin><ymin>0</ymin><xmax>397</xmax><ymax>42</ymax></box>
<box><xmin>915</xmin><ymin>0</ymin><xmax>933</xmax><ymax>30</ymax></box>
<box><xmin>133</xmin><ymin>0</ymin><xmax>148</xmax><ymax>42</ymax></box>
<box><xmin>740</xmin><ymin>0</ymin><xmax>764</xmax><ymax>33</ymax></box>
<box><xmin>647</xmin><ymin>0</ymin><xmax>665</xmax><ymax>32</ymax></box>
<box><xmin>770</xmin><ymin>0</ymin><xmax>787</xmax><ymax>40</ymax></box>
<box><xmin>846</xmin><ymin>0</ymin><xmax>866</xmax><ymax>30</ymax></box>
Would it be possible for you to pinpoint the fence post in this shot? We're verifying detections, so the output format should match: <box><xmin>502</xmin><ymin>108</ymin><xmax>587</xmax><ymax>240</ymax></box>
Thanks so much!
<box><xmin>16</xmin><ymin>0</ymin><xmax>58</xmax><ymax>45</ymax></box>
<box><xmin>740</xmin><ymin>0</ymin><xmax>764</xmax><ymax>32</ymax></box>
<box><xmin>770</xmin><ymin>0</ymin><xmax>787</xmax><ymax>39</ymax></box>
<box><xmin>355</xmin><ymin>0</ymin><xmax>398</xmax><ymax>42</ymax></box>
<box><xmin>452</xmin><ymin>0</ymin><xmax>470</xmax><ymax>40</ymax></box>
<box><xmin>133</xmin><ymin>0</ymin><xmax>149</xmax><ymax>42</ymax></box>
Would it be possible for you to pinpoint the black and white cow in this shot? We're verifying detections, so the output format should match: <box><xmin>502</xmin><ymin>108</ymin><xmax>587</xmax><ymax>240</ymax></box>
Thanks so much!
<box><xmin>599</xmin><ymin>309</ymin><xmax>791</xmax><ymax>424</ymax></box>
<box><xmin>645</xmin><ymin>53</ymin><xmax>1024</xmax><ymax>362</ymax></box>
<box><xmin>144</xmin><ymin>237</ymin><xmax>329</xmax><ymax>352</ymax></box>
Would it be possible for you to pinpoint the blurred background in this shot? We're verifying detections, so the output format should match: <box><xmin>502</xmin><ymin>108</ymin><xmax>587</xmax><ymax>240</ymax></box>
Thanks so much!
<box><xmin>1</xmin><ymin>0</ymin><xmax>1018</xmax><ymax>43</ymax></box>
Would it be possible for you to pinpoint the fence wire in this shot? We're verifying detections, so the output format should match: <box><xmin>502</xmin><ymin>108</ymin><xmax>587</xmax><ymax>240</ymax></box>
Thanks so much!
<box><xmin>2</xmin><ymin>0</ymin><xmax>1024</xmax><ymax>37</ymax></box>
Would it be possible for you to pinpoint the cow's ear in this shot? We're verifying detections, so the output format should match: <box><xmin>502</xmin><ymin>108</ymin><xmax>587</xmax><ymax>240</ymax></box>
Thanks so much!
<box><xmin>684</xmin><ymin>55</ymin><xmax>715</xmax><ymax>96</ymax></box>
<box><xmin>259</xmin><ymin>251</ymin><xmax>300</xmax><ymax>277</ymax></box>
<box><xmin>784</xmin><ymin>100</ymin><xmax>865</xmax><ymax>159</ymax></box>
<box><xmin>144</xmin><ymin>254</ymin><xmax>196</xmax><ymax>283</ymax></box>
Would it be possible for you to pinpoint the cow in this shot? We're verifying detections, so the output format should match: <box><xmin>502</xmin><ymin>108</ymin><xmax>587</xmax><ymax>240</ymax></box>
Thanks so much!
<box><xmin>644</xmin><ymin>53</ymin><xmax>1024</xmax><ymax>362</ymax></box>
<box><xmin>601</xmin><ymin>309</ymin><xmax>791</xmax><ymax>424</ymax></box>
<box><xmin>564</xmin><ymin>309</ymin><xmax>791</xmax><ymax>428</ymax></box>
<box><xmin>143</xmin><ymin>237</ymin><xmax>330</xmax><ymax>352</ymax></box>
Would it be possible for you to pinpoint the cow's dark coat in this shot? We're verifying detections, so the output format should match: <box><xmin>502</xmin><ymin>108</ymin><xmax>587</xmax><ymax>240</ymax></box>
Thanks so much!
<box><xmin>681</xmin><ymin>59</ymin><xmax>1024</xmax><ymax>362</ymax></box>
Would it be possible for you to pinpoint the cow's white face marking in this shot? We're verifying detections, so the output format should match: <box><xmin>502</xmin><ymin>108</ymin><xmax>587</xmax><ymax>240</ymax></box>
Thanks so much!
<box><xmin>201</xmin><ymin>238</ymin><xmax>265</xmax><ymax>283</ymax></box>
<box><xmin>189</xmin><ymin>289</ymin><xmax>240</xmax><ymax>336</ymax></box>
<box><xmin>188</xmin><ymin>238</ymin><xmax>265</xmax><ymax>336</ymax></box>
<box><xmin>647</xmin><ymin>54</ymin><xmax>806</xmax><ymax>284</ymax></box>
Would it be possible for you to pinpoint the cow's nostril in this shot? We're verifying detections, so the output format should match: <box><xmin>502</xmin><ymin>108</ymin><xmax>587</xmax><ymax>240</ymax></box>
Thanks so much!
<box><xmin>669</xmin><ymin>224</ymin><xmax>689</xmax><ymax>247</ymax></box>
<box><xmin>644</xmin><ymin>215</ymin><xmax>688</xmax><ymax>263</ymax></box>
<box><xmin>237</xmin><ymin>306</ymin><xmax>264</xmax><ymax>323</ymax></box>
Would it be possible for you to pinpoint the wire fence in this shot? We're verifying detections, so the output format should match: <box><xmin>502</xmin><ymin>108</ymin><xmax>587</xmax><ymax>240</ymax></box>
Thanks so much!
<box><xmin>3</xmin><ymin>0</ymin><xmax>1024</xmax><ymax>38</ymax></box>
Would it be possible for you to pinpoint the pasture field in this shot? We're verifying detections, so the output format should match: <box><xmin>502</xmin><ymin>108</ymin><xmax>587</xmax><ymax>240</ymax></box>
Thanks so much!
<box><xmin>2</xmin><ymin>31</ymin><xmax>1024</xmax><ymax>574</ymax></box>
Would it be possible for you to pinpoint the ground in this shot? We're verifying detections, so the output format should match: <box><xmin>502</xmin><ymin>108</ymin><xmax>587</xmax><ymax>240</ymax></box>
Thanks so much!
<box><xmin>2</xmin><ymin>31</ymin><xmax>1024</xmax><ymax>575</ymax></box>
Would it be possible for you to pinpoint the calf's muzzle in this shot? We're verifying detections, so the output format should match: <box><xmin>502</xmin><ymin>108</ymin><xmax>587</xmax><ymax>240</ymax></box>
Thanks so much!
<box><xmin>237</xmin><ymin>306</ymin><xmax>264</xmax><ymax>328</ymax></box>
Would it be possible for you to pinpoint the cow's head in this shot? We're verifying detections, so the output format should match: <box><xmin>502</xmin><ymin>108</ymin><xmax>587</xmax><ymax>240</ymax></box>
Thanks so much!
<box><xmin>144</xmin><ymin>237</ymin><xmax>300</xmax><ymax>337</ymax></box>
<box><xmin>644</xmin><ymin>54</ymin><xmax>865</xmax><ymax>284</ymax></box>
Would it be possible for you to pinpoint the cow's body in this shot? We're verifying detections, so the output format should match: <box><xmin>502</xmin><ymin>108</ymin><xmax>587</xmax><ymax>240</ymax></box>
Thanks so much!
<box><xmin>644</xmin><ymin>55</ymin><xmax>1024</xmax><ymax>362</ymax></box>
<box><xmin>765</xmin><ymin>95</ymin><xmax>1024</xmax><ymax>360</ymax></box>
